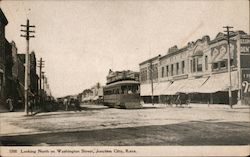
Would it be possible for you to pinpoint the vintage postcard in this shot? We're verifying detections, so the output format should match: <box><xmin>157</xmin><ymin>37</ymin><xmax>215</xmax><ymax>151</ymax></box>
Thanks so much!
<box><xmin>0</xmin><ymin>0</ymin><xmax>249</xmax><ymax>156</ymax></box>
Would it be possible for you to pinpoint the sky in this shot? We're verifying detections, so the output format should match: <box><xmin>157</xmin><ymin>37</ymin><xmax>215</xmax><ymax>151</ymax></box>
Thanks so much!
<box><xmin>0</xmin><ymin>0</ymin><xmax>249</xmax><ymax>98</ymax></box>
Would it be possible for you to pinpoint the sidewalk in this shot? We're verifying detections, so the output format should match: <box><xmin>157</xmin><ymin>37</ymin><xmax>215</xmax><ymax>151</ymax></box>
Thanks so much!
<box><xmin>142</xmin><ymin>103</ymin><xmax>250</xmax><ymax>109</ymax></box>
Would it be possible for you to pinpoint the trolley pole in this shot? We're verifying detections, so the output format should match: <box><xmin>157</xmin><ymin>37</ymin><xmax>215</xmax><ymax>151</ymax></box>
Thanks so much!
<box><xmin>37</xmin><ymin>58</ymin><xmax>44</xmax><ymax>110</ymax></box>
<box><xmin>21</xmin><ymin>19</ymin><xmax>35</xmax><ymax>115</ymax></box>
<box><xmin>223</xmin><ymin>26</ymin><xmax>233</xmax><ymax>108</ymax></box>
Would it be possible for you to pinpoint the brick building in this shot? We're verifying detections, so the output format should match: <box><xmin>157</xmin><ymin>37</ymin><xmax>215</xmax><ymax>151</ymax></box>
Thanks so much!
<box><xmin>140</xmin><ymin>31</ymin><xmax>250</xmax><ymax>105</ymax></box>
<box><xmin>0</xmin><ymin>8</ymin><xmax>8</xmax><ymax>107</ymax></box>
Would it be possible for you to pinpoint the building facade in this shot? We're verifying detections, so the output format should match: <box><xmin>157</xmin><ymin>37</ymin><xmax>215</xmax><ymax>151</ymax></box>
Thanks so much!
<box><xmin>80</xmin><ymin>83</ymin><xmax>103</xmax><ymax>104</ymax></box>
<box><xmin>0</xmin><ymin>8</ymin><xmax>8</xmax><ymax>107</ymax></box>
<box><xmin>140</xmin><ymin>31</ymin><xmax>250</xmax><ymax>105</ymax></box>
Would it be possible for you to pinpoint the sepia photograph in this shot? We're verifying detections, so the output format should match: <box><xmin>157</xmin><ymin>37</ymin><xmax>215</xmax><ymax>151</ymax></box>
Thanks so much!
<box><xmin>0</xmin><ymin>0</ymin><xmax>249</xmax><ymax>156</ymax></box>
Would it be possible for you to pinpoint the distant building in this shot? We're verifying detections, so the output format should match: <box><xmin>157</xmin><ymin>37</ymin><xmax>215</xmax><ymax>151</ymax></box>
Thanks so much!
<box><xmin>0</xmin><ymin>8</ymin><xmax>8</xmax><ymax>107</ymax></box>
<box><xmin>140</xmin><ymin>31</ymin><xmax>250</xmax><ymax>105</ymax></box>
<box><xmin>80</xmin><ymin>83</ymin><xmax>103</xmax><ymax>104</ymax></box>
<box><xmin>17</xmin><ymin>52</ymin><xmax>39</xmax><ymax>97</ymax></box>
<box><xmin>4</xmin><ymin>39</ymin><xmax>13</xmax><ymax>100</ymax></box>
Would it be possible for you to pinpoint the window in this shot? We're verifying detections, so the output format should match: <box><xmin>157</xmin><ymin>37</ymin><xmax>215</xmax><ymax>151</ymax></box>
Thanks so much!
<box><xmin>171</xmin><ymin>64</ymin><xmax>174</xmax><ymax>76</ymax></box>
<box><xmin>213</xmin><ymin>63</ymin><xmax>219</xmax><ymax>69</ymax></box>
<box><xmin>230</xmin><ymin>59</ymin><xmax>234</xmax><ymax>66</ymax></box>
<box><xmin>197</xmin><ymin>57</ymin><xmax>203</xmax><ymax>72</ymax></box>
<box><xmin>190</xmin><ymin>60</ymin><xmax>193</xmax><ymax>73</ymax></box>
<box><xmin>153</xmin><ymin>64</ymin><xmax>158</xmax><ymax>80</ymax></box>
<box><xmin>176</xmin><ymin>62</ymin><xmax>179</xmax><ymax>75</ymax></box>
<box><xmin>162</xmin><ymin>67</ymin><xmax>164</xmax><ymax>78</ymax></box>
<box><xmin>181</xmin><ymin>61</ymin><xmax>185</xmax><ymax>74</ymax></box>
<box><xmin>220</xmin><ymin>61</ymin><xmax>226</xmax><ymax>68</ymax></box>
<box><xmin>166</xmin><ymin>65</ymin><xmax>169</xmax><ymax>77</ymax></box>
<box><xmin>193</xmin><ymin>58</ymin><xmax>196</xmax><ymax>72</ymax></box>
<box><xmin>140</xmin><ymin>68</ymin><xmax>147</xmax><ymax>82</ymax></box>
<box><xmin>205</xmin><ymin>56</ymin><xmax>208</xmax><ymax>70</ymax></box>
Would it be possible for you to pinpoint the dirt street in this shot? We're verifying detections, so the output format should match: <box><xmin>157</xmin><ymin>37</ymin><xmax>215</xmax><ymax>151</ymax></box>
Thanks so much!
<box><xmin>0</xmin><ymin>104</ymin><xmax>249</xmax><ymax>145</ymax></box>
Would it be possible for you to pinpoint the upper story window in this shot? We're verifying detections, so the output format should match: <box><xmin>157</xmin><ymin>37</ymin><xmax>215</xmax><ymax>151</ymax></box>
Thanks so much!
<box><xmin>161</xmin><ymin>66</ymin><xmax>164</xmax><ymax>78</ymax></box>
<box><xmin>153</xmin><ymin>64</ymin><xmax>158</xmax><ymax>80</ymax></box>
<box><xmin>205</xmin><ymin>55</ymin><xmax>208</xmax><ymax>70</ymax></box>
<box><xmin>193</xmin><ymin>58</ymin><xmax>196</xmax><ymax>72</ymax></box>
<box><xmin>149</xmin><ymin>63</ymin><xmax>158</xmax><ymax>80</ymax></box>
<box><xmin>170</xmin><ymin>64</ymin><xmax>174</xmax><ymax>76</ymax></box>
<box><xmin>176</xmin><ymin>62</ymin><xmax>179</xmax><ymax>75</ymax></box>
<box><xmin>181</xmin><ymin>60</ymin><xmax>185</xmax><ymax>74</ymax></box>
<box><xmin>197</xmin><ymin>57</ymin><xmax>203</xmax><ymax>72</ymax></box>
<box><xmin>220</xmin><ymin>61</ymin><xmax>226</xmax><ymax>68</ymax></box>
<box><xmin>140</xmin><ymin>68</ymin><xmax>147</xmax><ymax>82</ymax></box>
<box><xmin>166</xmin><ymin>65</ymin><xmax>169</xmax><ymax>77</ymax></box>
<box><xmin>213</xmin><ymin>62</ymin><xmax>219</xmax><ymax>70</ymax></box>
<box><xmin>190</xmin><ymin>60</ymin><xmax>193</xmax><ymax>73</ymax></box>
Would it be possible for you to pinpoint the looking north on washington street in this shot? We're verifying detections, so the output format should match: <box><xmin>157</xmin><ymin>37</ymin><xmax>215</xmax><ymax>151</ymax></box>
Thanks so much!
<box><xmin>0</xmin><ymin>1</ymin><xmax>249</xmax><ymax>156</ymax></box>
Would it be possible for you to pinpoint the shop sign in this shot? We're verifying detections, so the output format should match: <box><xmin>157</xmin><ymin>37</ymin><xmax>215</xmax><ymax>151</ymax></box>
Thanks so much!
<box><xmin>242</xmin><ymin>70</ymin><xmax>250</xmax><ymax>95</ymax></box>
<box><xmin>240</xmin><ymin>38</ymin><xmax>250</xmax><ymax>44</ymax></box>
<box><xmin>240</xmin><ymin>38</ymin><xmax>250</xmax><ymax>54</ymax></box>
<box><xmin>240</xmin><ymin>45</ymin><xmax>250</xmax><ymax>53</ymax></box>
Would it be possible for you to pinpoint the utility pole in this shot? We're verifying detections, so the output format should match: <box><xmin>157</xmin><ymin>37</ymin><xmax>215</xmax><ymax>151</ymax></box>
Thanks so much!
<box><xmin>223</xmin><ymin>26</ymin><xmax>233</xmax><ymax>108</ymax></box>
<box><xmin>37</xmin><ymin>58</ymin><xmax>44</xmax><ymax>110</ymax></box>
<box><xmin>150</xmin><ymin>60</ymin><xmax>154</xmax><ymax>106</ymax></box>
<box><xmin>21</xmin><ymin>19</ymin><xmax>35</xmax><ymax>115</ymax></box>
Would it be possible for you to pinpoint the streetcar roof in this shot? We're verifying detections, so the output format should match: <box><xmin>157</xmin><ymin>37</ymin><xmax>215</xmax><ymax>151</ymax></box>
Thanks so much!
<box><xmin>104</xmin><ymin>80</ymin><xmax>140</xmax><ymax>88</ymax></box>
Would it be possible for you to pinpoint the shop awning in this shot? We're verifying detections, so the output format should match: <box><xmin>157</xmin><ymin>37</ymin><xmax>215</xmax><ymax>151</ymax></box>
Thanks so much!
<box><xmin>196</xmin><ymin>71</ymin><xmax>239</xmax><ymax>93</ymax></box>
<box><xmin>140</xmin><ymin>81</ymin><xmax>172</xmax><ymax>96</ymax></box>
<box><xmin>163</xmin><ymin>79</ymin><xmax>187</xmax><ymax>95</ymax></box>
<box><xmin>140</xmin><ymin>83</ymin><xmax>158</xmax><ymax>96</ymax></box>
<box><xmin>178</xmin><ymin>77</ymin><xmax>209</xmax><ymax>93</ymax></box>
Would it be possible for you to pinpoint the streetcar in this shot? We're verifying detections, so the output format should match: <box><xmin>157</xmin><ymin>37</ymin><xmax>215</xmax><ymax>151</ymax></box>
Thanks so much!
<box><xmin>103</xmin><ymin>80</ymin><xmax>142</xmax><ymax>109</ymax></box>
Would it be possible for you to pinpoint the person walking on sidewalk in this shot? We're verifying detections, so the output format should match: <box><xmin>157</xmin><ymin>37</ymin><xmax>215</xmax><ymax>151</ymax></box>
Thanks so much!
<box><xmin>6</xmin><ymin>97</ymin><xmax>14</xmax><ymax>112</ymax></box>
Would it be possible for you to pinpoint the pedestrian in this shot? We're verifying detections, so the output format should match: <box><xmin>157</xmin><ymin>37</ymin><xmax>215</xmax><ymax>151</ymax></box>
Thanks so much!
<box><xmin>28</xmin><ymin>97</ymin><xmax>34</xmax><ymax>114</ymax></box>
<box><xmin>6</xmin><ymin>97</ymin><xmax>14</xmax><ymax>112</ymax></box>
<box><xmin>64</xmin><ymin>98</ymin><xmax>68</xmax><ymax>111</ymax></box>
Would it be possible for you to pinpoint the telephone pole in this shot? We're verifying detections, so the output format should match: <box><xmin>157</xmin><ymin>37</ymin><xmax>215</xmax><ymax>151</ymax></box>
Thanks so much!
<box><xmin>223</xmin><ymin>26</ymin><xmax>233</xmax><ymax>108</ymax></box>
<box><xmin>21</xmin><ymin>19</ymin><xmax>35</xmax><ymax>115</ymax></box>
<box><xmin>37</xmin><ymin>58</ymin><xmax>44</xmax><ymax>110</ymax></box>
<box><xmin>150</xmin><ymin>60</ymin><xmax>154</xmax><ymax>106</ymax></box>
